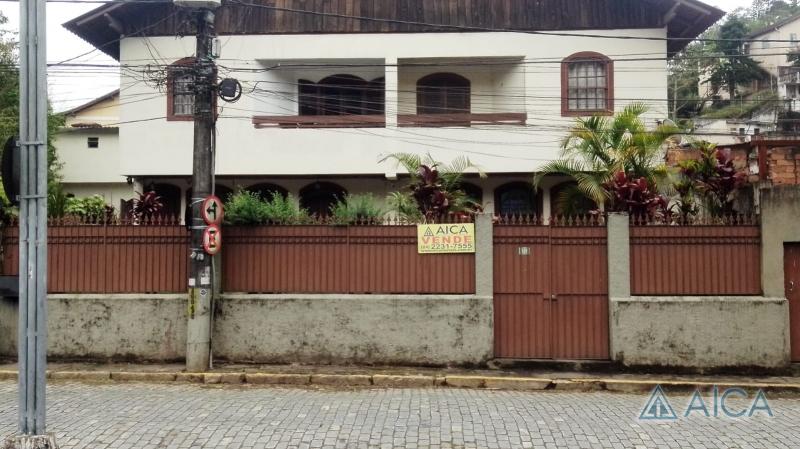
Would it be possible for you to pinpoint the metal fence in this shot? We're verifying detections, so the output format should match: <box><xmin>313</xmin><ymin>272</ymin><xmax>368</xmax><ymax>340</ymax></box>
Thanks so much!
<box><xmin>222</xmin><ymin>225</ymin><xmax>475</xmax><ymax>294</ymax></box>
<box><xmin>630</xmin><ymin>217</ymin><xmax>762</xmax><ymax>296</ymax></box>
<box><xmin>0</xmin><ymin>219</ymin><xmax>475</xmax><ymax>295</ymax></box>
<box><xmin>0</xmin><ymin>215</ymin><xmax>761</xmax><ymax>297</ymax></box>
<box><xmin>1</xmin><ymin>218</ymin><xmax>188</xmax><ymax>293</ymax></box>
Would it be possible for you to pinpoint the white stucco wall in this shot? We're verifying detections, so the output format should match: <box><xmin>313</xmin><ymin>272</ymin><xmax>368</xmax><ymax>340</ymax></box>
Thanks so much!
<box><xmin>748</xmin><ymin>21</ymin><xmax>800</xmax><ymax>77</ymax></box>
<box><xmin>56</xmin><ymin>128</ymin><xmax>124</xmax><ymax>184</ymax></box>
<box><xmin>117</xmin><ymin>29</ymin><xmax>669</xmax><ymax>178</ymax></box>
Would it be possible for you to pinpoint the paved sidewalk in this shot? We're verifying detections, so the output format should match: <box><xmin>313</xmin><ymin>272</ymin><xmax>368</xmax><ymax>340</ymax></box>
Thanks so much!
<box><xmin>1</xmin><ymin>362</ymin><xmax>799</xmax><ymax>394</ymax></box>
<box><xmin>1</xmin><ymin>380</ymin><xmax>798</xmax><ymax>449</ymax></box>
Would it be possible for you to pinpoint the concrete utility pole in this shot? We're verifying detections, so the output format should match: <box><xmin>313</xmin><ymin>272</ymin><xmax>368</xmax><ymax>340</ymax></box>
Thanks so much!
<box><xmin>185</xmin><ymin>8</ymin><xmax>218</xmax><ymax>372</ymax></box>
<box><xmin>9</xmin><ymin>0</ymin><xmax>56</xmax><ymax>446</ymax></box>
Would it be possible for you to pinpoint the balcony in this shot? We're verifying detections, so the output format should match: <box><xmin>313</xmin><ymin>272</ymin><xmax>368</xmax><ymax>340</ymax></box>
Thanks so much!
<box><xmin>252</xmin><ymin>113</ymin><xmax>527</xmax><ymax>129</ymax></box>
<box><xmin>779</xmin><ymin>66</ymin><xmax>800</xmax><ymax>85</ymax></box>
<box><xmin>250</xmin><ymin>57</ymin><xmax>527</xmax><ymax>130</ymax></box>
<box><xmin>253</xmin><ymin>115</ymin><xmax>386</xmax><ymax>129</ymax></box>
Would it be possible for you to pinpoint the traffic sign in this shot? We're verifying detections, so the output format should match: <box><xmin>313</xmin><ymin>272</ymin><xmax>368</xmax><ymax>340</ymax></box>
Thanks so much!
<box><xmin>201</xmin><ymin>195</ymin><xmax>224</xmax><ymax>225</ymax></box>
<box><xmin>203</xmin><ymin>224</ymin><xmax>222</xmax><ymax>255</ymax></box>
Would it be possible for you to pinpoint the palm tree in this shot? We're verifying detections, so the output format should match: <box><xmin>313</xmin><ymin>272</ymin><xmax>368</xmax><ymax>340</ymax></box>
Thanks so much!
<box><xmin>381</xmin><ymin>153</ymin><xmax>486</xmax><ymax>221</ymax></box>
<box><xmin>533</xmin><ymin>103</ymin><xmax>678</xmax><ymax>212</ymax></box>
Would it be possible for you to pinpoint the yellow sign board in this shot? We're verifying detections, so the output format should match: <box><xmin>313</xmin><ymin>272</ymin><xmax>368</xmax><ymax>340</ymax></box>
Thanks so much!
<box><xmin>417</xmin><ymin>223</ymin><xmax>476</xmax><ymax>254</ymax></box>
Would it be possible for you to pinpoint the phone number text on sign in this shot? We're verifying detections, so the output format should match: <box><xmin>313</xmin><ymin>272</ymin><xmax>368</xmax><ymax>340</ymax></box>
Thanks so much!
<box><xmin>417</xmin><ymin>223</ymin><xmax>476</xmax><ymax>254</ymax></box>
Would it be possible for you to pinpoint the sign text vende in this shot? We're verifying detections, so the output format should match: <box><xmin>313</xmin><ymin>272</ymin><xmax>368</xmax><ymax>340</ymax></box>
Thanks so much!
<box><xmin>417</xmin><ymin>223</ymin><xmax>476</xmax><ymax>254</ymax></box>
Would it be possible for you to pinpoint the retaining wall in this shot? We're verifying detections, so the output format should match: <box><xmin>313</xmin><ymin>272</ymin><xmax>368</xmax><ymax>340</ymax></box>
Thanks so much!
<box><xmin>0</xmin><ymin>293</ymin><xmax>493</xmax><ymax>366</ymax></box>
<box><xmin>0</xmin><ymin>294</ymin><xmax>186</xmax><ymax>361</ymax></box>
<box><xmin>610</xmin><ymin>296</ymin><xmax>790</xmax><ymax>369</ymax></box>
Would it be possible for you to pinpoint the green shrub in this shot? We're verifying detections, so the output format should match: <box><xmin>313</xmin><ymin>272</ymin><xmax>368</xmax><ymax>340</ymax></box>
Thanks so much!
<box><xmin>387</xmin><ymin>191</ymin><xmax>423</xmax><ymax>222</ymax></box>
<box><xmin>64</xmin><ymin>195</ymin><xmax>109</xmax><ymax>221</ymax></box>
<box><xmin>224</xmin><ymin>190</ymin><xmax>310</xmax><ymax>225</ymax></box>
<box><xmin>47</xmin><ymin>182</ymin><xmax>69</xmax><ymax>218</ymax></box>
<box><xmin>263</xmin><ymin>193</ymin><xmax>310</xmax><ymax>224</ymax></box>
<box><xmin>224</xmin><ymin>189</ymin><xmax>268</xmax><ymax>225</ymax></box>
<box><xmin>330</xmin><ymin>193</ymin><xmax>385</xmax><ymax>224</ymax></box>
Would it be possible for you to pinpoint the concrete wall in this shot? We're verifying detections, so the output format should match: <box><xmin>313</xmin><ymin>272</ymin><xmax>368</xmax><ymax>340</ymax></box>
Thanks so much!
<box><xmin>1</xmin><ymin>294</ymin><xmax>493</xmax><ymax>366</ymax></box>
<box><xmin>0</xmin><ymin>295</ymin><xmax>186</xmax><ymax>362</ymax></box>
<box><xmin>761</xmin><ymin>186</ymin><xmax>800</xmax><ymax>298</ymax></box>
<box><xmin>56</xmin><ymin>128</ymin><xmax>125</xmax><ymax>184</ymax></box>
<box><xmin>213</xmin><ymin>294</ymin><xmax>493</xmax><ymax>366</ymax></box>
<box><xmin>611</xmin><ymin>296</ymin><xmax>790</xmax><ymax>369</ymax></box>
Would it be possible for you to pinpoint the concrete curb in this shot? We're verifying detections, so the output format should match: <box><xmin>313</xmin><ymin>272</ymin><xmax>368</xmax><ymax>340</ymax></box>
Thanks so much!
<box><xmin>2</xmin><ymin>370</ymin><xmax>799</xmax><ymax>394</ymax></box>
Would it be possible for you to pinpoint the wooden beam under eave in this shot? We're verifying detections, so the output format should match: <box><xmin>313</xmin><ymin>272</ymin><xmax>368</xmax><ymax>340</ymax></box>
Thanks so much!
<box><xmin>662</xmin><ymin>1</ymin><xmax>684</xmax><ymax>26</ymax></box>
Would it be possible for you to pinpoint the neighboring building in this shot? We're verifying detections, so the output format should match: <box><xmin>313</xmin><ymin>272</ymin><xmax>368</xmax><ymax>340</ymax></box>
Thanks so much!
<box><xmin>55</xmin><ymin>90</ymin><xmax>135</xmax><ymax>211</ymax></box>
<box><xmin>692</xmin><ymin>111</ymin><xmax>777</xmax><ymax>146</ymax></box>
<box><xmin>62</xmin><ymin>0</ymin><xmax>723</xmax><ymax>219</ymax></box>
<box><xmin>746</xmin><ymin>14</ymin><xmax>800</xmax><ymax>78</ymax></box>
<box><xmin>747</xmin><ymin>14</ymin><xmax>800</xmax><ymax>112</ymax></box>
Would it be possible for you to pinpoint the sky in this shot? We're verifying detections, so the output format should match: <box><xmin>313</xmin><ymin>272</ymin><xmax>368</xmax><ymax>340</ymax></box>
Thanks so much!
<box><xmin>0</xmin><ymin>0</ymin><xmax>758</xmax><ymax>112</ymax></box>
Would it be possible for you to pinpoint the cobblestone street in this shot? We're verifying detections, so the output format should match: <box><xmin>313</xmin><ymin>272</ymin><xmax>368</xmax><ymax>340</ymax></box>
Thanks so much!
<box><xmin>1</xmin><ymin>381</ymin><xmax>798</xmax><ymax>449</ymax></box>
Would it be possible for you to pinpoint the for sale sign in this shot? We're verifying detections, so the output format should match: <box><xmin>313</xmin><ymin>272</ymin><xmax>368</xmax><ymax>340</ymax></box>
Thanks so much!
<box><xmin>417</xmin><ymin>223</ymin><xmax>476</xmax><ymax>254</ymax></box>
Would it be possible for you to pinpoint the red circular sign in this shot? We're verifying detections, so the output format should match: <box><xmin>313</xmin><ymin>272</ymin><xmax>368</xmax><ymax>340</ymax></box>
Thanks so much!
<box><xmin>201</xmin><ymin>195</ymin><xmax>224</xmax><ymax>226</ymax></box>
<box><xmin>203</xmin><ymin>224</ymin><xmax>222</xmax><ymax>255</ymax></box>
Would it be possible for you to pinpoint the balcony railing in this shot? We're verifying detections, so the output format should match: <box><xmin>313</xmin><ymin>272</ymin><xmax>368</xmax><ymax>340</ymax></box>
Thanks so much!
<box><xmin>779</xmin><ymin>66</ymin><xmax>800</xmax><ymax>84</ymax></box>
<box><xmin>252</xmin><ymin>115</ymin><xmax>386</xmax><ymax>129</ymax></box>
<box><xmin>398</xmin><ymin>113</ymin><xmax>527</xmax><ymax>127</ymax></box>
<box><xmin>252</xmin><ymin>113</ymin><xmax>527</xmax><ymax>129</ymax></box>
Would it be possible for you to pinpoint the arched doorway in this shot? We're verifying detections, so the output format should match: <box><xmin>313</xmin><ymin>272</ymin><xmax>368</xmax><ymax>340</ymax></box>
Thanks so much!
<box><xmin>245</xmin><ymin>183</ymin><xmax>288</xmax><ymax>201</ymax></box>
<box><xmin>494</xmin><ymin>182</ymin><xmax>542</xmax><ymax>217</ymax></box>
<box><xmin>299</xmin><ymin>182</ymin><xmax>347</xmax><ymax>217</ymax></box>
<box><xmin>549</xmin><ymin>181</ymin><xmax>596</xmax><ymax>217</ymax></box>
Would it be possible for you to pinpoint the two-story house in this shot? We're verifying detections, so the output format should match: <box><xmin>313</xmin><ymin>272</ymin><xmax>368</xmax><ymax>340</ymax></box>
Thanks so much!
<box><xmin>62</xmin><ymin>0</ymin><xmax>722</xmax><ymax>219</ymax></box>
<box><xmin>55</xmin><ymin>90</ymin><xmax>135</xmax><ymax>209</ymax></box>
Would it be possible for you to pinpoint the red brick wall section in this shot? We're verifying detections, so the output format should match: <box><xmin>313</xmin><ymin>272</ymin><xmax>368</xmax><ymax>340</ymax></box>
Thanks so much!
<box><xmin>665</xmin><ymin>147</ymin><xmax>750</xmax><ymax>172</ymax></box>
<box><xmin>664</xmin><ymin>145</ymin><xmax>800</xmax><ymax>185</ymax></box>
<box><xmin>766</xmin><ymin>147</ymin><xmax>800</xmax><ymax>186</ymax></box>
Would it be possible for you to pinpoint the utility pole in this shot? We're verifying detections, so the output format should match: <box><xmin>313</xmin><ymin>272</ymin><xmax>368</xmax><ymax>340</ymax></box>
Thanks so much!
<box><xmin>672</xmin><ymin>71</ymin><xmax>678</xmax><ymax>122</ymax></box>
<box><xmin>8</xmin><ymin>0</ymin><xmax>55</xmax><ymax>446</ymax></box>
<box><xmin>185</xmin><ymin>7</ymin><xmax>218</xmax><ymax>372</ymax></box>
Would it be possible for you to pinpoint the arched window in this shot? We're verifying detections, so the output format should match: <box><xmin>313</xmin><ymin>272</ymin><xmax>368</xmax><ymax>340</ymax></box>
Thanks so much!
<box><xmin>298</xmin><ymin>75</ymin><xmax>385</xmax><ymax>116</ymax></box>
<box><xmin>561</xmin><ymin>52</ymin><xmax>614</xmax><ymax>116</ymax></box>
<box><xmin>549</xmin><ymin>181</ymin><xmax>596</xmax><ymax>217</ymax></box>
<box><xmin>459</xmin><ymin>182</ymin><xmax>484</xmax><ymax>206</ymax></box>
<box><xmin>215</xmin><ymin>185</ymin><xmax>234</xmax><ymax>203</ymax></box>
<box><xmin>494</xmin><ymin>182</ymin><xmax>541</xmax><ymax>217</ymax></box>
<box><xmin>167</xmin><ymin>58</ymin><xmax>195</xmax><ymax>121</ymax></box>
<box><xmin>246</xmin><ymin>183</ymin><xmax>288</xmax><ymax>201</ymax></box>
<box><xmin>146</xmin><ymin>183</ymin><xmax>182</xmax><ymax>218</ymax></box>
<box><xmin>300</xmin><ymin>182</ymin><xmax>347</xmax><ymax>217</ymax></box>
<box><xmin>416</xmin><ymin>73</ymin><xmax>471</xmax><ymax>115</ymax></box>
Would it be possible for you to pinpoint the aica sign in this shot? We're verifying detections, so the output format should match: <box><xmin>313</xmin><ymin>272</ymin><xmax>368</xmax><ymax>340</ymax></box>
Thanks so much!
<box><xmin>417</xmin><ymin>223</ymin><xmax>476</xmax><ymax>254</ymax></box>
<box><xmin>639</xmin><ymin>385</ymin><xmax>773</xmax><ymax>421</ymax></box>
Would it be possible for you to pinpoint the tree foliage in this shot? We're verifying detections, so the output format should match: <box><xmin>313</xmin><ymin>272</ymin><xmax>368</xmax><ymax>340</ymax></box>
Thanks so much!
<box><xmin>382</xmin><ymin>153</ymin><xmax>485</xmax><ymax>222</ymax></box>
<box><xmin>669</xmin><ymin>0</ymin><xmax>800</xmax><ymax>119</ymax></box>
<box><xmin>0</xmin><ymin>11</ymin><xmax>65</xmax><ymax>216</ymax></box>
<box><xmin>533</xmin><ymin>103</ymin><xmax>677</xmax><ymax>213</ymax></box>
<box><xmin>675</xmin><ymin>141</ymin><xmax>748</xmax><ymax>216</ymax></box>
<box><xmin>705</xmin><ymin>17</ymin><xmax>767</xmax><ymax>100</ymax></box>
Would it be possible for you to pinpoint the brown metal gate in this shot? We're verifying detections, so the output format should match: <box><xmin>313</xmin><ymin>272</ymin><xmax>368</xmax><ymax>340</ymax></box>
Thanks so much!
<box><xmin>786</xmin><ymin>243</ymin><xmax>800</xmax><ymax>362</ymax></box>
<box><xmin>494</xmin><ymin>223</ymin><xmax>609</xmax><ymax>360</ymax></box>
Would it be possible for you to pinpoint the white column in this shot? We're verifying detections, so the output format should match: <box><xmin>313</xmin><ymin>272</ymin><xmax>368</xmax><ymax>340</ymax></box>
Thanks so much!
<box><xmin>385</xmin><ymin>57</ymin><xmax>399</xmax><ymax>128</ymax></box>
